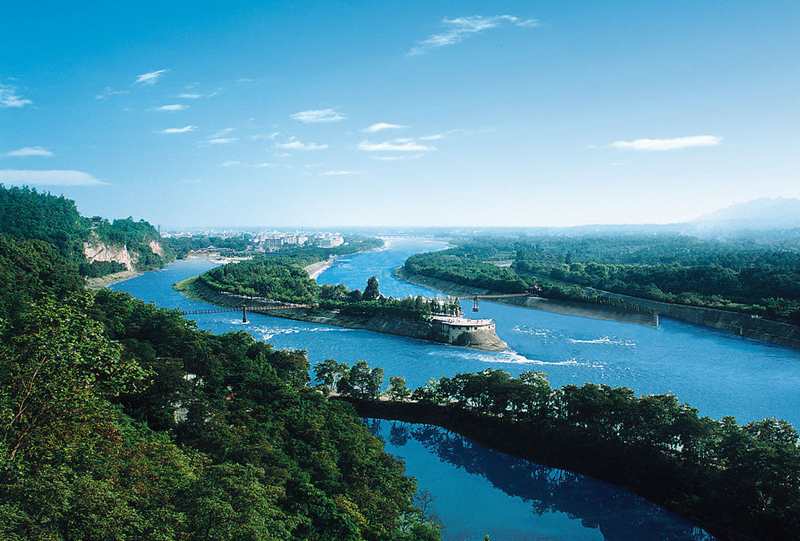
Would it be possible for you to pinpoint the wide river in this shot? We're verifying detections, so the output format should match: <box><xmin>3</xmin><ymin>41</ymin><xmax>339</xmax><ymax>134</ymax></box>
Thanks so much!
<box><xmin>113</xmin><ymin>237</ymin><xmax>800</xmax><ymax>541</ymax></box>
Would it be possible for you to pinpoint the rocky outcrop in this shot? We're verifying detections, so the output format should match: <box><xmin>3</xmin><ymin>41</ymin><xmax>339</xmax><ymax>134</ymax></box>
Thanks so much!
<box><xmin>84</xmin><ymin>238</ymin><xmax>135</xmax><ymax>270</ymax></box>
<box><xmin>148</xmin><ymin>239</ymin><xmax>165</xmax><ymax>257</ymax></box>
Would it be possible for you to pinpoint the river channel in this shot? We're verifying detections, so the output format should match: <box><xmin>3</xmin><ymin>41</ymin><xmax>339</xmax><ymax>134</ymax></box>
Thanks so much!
<box><xmin>112</xmin><ymin>237</ymin><xmax>800</xmax><ymax>541</ymax></box>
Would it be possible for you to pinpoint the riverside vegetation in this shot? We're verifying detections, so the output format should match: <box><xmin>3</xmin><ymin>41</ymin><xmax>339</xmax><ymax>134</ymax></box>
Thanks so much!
<box><xmin>316</xmin><ymin>361</ymin><xmax>800</xmax><ymax>541</ymax></box>
<box><xmin>404</xmin><ymin>235</ymin><xmax>800</xmax><ymax>325</ymax></box>
<box><xmin>0</xmin><ymin>189</ymin><xmax>441</xmax><ymax>540</ymax></box>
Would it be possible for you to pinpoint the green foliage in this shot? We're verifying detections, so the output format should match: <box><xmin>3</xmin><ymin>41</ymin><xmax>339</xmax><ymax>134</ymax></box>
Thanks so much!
<box><xmin>390</xmin><ymin>368</ymin><xmax>800</xmax><ymax>541</ymax></box>
<box><xmin>78</xmin><ymin>259</ymin><xmax>127</xmax><ymax>277</ymax></box>
<box><xmin>0</xmin><ymin>233</ymin><xmax>84</xmax><ymax>320</ymax></box>
<box><xmin>363</xmin><ymin>276</ymin><xmax>381</xmax><ymax>301</ymax></box>
<box><xmin>199</xmin><ymin>257</ymin><xmax>321</xmax><ymax>303</ymax></box>
<box><xmin>0</xmin><ymin>225</ymin><xmax>437</xmax><ymax>539</ymax></box>
<box><xmin>0</xmin><ymin>184</ymin><xmax>88</xmax><ymax>262</ymax></box>
<box><xmin>405</xmin><ymin>252</ymin><xmax>528</xmax><ymax>294</ymax></box>
<box><xmin>409</xmin><ymin>236</ymin><xmax>800</xmax><ymax>324</ymax></box>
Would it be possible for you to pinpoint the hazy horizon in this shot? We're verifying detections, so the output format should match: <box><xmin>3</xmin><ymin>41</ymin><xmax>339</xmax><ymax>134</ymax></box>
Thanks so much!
<box><xmin>2</xmin><ymin>2</ymin><xmax>799</xmax><ymax>228</ymax></box>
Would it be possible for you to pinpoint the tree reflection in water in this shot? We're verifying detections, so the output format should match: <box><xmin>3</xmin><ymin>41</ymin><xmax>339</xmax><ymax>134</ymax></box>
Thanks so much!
<box><xmin>370</xmin><ymin>420</ymin><xmax>716</xmax><ymax>541</ymax></box>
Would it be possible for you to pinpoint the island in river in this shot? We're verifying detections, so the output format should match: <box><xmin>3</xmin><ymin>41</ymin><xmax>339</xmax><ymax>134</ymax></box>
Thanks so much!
<box><xmin>175</xmin><ymin>259</ymin><xmax>509</xmax><ymax>352</ymax></box>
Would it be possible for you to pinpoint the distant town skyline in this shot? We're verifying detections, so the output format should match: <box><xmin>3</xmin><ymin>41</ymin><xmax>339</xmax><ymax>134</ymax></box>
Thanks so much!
<box><xmin>2</xmin><ymin>1</ymin><xmax>799</xmax><ymax>227</ymax></box>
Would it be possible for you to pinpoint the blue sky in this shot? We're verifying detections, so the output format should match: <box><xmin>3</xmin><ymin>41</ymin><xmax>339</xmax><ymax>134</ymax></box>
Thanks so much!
<box><xmin>1</xmin><ymin>1</ymin><xmax>799</xmax><ymax>228</ymax></box>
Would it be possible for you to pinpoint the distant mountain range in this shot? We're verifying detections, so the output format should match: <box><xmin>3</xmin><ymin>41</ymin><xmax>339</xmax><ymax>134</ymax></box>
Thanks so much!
<box><xmin>689</xmin><ymin>197</ymin><xmax>800</xmax><ymax>231</ymax></box>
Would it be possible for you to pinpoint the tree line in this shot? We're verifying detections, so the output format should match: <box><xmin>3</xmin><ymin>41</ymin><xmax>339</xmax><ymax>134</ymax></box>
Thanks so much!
<box><xmin>318</xmin><ymin>360</ymin><xmax>800</xmax><ymax>541</ymax></box>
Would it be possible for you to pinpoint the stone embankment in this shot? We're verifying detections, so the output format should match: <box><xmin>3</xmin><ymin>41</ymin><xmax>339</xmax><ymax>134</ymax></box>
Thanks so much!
<box><xmin>597</xmin><ymin>291</ymin><xmax>800</xmax><ymax>349</ymax></box>
<box><xmin>395</xmin><ymin>267</ymin><xmax>658</xmax><ymax>327</ymax></box>
<box><xmin>184</xmin><ymin>279</ymin><xmax>508</xmax><ymax>351</ymax></box>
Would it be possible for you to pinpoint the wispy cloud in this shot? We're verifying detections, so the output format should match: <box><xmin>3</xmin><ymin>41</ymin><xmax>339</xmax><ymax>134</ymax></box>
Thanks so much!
<box><xmin>208</xmin><ymin>138</ymin><xmax>238</xmax><ymax>144</ymax></box>
<box><xmin>409</xmin><ymin>15</ymin><xmax>539</xmax><ymax>55</ymax></box>
<box><xmin>219</xmin><ymin>161</ymin><xmax>241</xmax><ymax>167</ymax></box>
<box><xmin>155</xmin><ymin>104</ymin><xmax>187</xmax><ymax>111</ymax></box>
<box><xmin>358</xmin><ymin>139</ymin><xmax>436</xmax><ymax>152</ymax></box>
<box><xmin>291</xmin><ymin>108</ymin><xmax>346</xmax><ymax>123</ymax></box>
<box><xmin>418</xmin><ymin>133</ymin><xmax>445</xmax><ymax>140</ymax></box>
<box><xmin>324</xmin><ymin>170</ymin><xmax>362</xmax><ymax>176</ymax></box>
<box><xmin>606</xmin><ymin>135</ymin><xmax>722</xmax><ymax>151</ymax></box>
<box><xmin>211</xmin><ymin>128</ymin><xmax>236</xmax><ymax>138</ymax></box>
<box><xmin>276</xmin><ymin>137</ymin><xmax>328</xmax><ymax>150</ymax></box>
<box><xmin>0</xmin><ymin>81</ymin><xmax>32</xmax><ymax>108</ymax></box>
<box><xmin>0</xmin><ymin>170</ymin><xmax>105</xmax><ymax>186</ymax></box>
<box><xmin>6</xmin><ymin>146</ymin><xmax>53</xmax><ymax>157</ymax></box>
<box><xmin>178</xmin><ymin>93</ymin><xmax>202</xmax><ymax>99</ymax></box>
<box><xmin>364</xmin><ymin>122</ymin><xmax>404</xmax><ymax>133</ymax></box>
<box><xmin>159</xmin><ymin>125</ymin><xmax>196</xmax><ymax>134</ymax></box>
<box><xmin>135</xmin><ymin>69</ymin><xmax>169</xmax><ymax>85</ymax></box>
<box><xmin>370</xmin><ymin>154</ymin><xmax>426</xmax><ymax>161</ymax></box>
<box><xmin>96</xmin><ymin>87</ymin><xmax>131</xmax><ymax>100</ymax></box>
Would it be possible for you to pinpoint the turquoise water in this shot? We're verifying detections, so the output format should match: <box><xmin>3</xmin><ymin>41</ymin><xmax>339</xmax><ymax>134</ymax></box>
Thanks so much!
<box><xmin>112</xmin><ymin>237</ymin><xmax>800</xmax><ymax>540</ymax></box>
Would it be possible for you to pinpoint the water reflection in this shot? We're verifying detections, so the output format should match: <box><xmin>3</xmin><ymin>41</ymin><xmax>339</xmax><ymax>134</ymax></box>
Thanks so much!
<box><xmin>370</xmin><ymin>420</ymin><xmax>715</xmax><ymax>541</ymax></box>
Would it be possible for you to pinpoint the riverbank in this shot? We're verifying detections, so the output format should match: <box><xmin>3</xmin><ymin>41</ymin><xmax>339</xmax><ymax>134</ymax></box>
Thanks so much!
<box><xmin>303</xmin><ymin>255</ymin><xmax>336</xmax><ymax>279</ymax></box>
<box><xmin>395</xmin><ymin>267</ymin><xmax>658</xmax><ymax>327</ymax></box>
<box><xmin>86</xmin><ymin>269</ymin><xmax>142</xmax><ymax>290</ymax></box>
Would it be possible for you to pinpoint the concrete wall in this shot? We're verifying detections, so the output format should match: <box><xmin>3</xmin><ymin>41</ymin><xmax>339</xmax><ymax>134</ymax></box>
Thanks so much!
<box><xmin>598</xmin><ymin>291</ymin><xmax>800</xmax><ymax>349</ymax></box>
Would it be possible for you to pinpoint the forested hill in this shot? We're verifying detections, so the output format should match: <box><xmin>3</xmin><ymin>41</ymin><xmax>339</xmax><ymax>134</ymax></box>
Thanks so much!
<box><xmin>0</xmin><ymin>193</ymin><xmax>440</xmax><ymax>540</ymax></box>
<box><xmin>0</xmin><ymin>185</ymin><xmax>175</xmax><ymax>276</ymax></box>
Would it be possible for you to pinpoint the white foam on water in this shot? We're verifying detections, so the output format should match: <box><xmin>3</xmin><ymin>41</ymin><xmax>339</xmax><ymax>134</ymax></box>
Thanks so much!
<box><xmin>567</xmin><ymin>336</ymin><xmax>636</xmax><ymax>347</ymax></box>
<box><xmin>431</xmin><ymin>348</ymin><xmax>589</xmax><ymax>367</ymax></box>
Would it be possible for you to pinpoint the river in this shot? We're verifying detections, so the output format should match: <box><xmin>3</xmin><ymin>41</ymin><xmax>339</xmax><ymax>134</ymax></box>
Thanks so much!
<box><xmin>112</xmin><ymin>237</ymin><xmax>800</xmax><ymax>541</ymax></box>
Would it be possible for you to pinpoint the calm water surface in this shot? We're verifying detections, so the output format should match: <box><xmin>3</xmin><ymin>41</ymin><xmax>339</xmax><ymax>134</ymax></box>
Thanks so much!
<box><xmin>113</xmin><ymin>237</ymin><xmax>800</xmax><ymax>540</ymax></box>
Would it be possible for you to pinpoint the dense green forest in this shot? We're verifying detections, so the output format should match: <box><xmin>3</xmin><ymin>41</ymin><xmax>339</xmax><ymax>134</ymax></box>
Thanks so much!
<box><xmin>0</xmin><ymin>201</ymin><xmax>440</xmax><ymax>539</ymax></box>
<box><xmin>321</xmin><ymin>362</ymin><xmax>800</xmax><ymax>541</ymax></box>
<box><xmin>405</xmin><ymin>235</ymin><xmax>800</xmax><ymax>324</ymax></box>
<box><xmin>0</xmin><ymin>185</ymin><xmax>174</xmax><ymax>276</ymax></box>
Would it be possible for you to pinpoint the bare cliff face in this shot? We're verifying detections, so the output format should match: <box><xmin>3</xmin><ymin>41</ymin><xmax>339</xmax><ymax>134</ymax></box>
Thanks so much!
<box><xmin>83</xmin><ymin>232</ymin><xmax>168</xmax><ymax>271</ymax></box>
<box><xmin>84</xmin><ymin>239</ymin><xmax>136</xmax><ymax>270</ymax></box>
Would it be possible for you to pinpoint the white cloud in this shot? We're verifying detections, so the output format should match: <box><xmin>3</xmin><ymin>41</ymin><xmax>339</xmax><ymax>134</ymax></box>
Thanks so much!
<box><xmin>607</xmin><ymin>135</ymin><xmax>722</xmax><ymax>151</ymax></box>
<box><xmin>409</xmin><ymin>15</ymin><xmax>539</xmax><ymax>55</ymax></box>
<box><xmin>364</xmin><ymin>122</ymin><xmax>404</xmax><ymax>133</ymax></box>
<box><xmin>358</xmin><ymin>140</ymin><xmax>436</xmax><ymax>152</ymax></box>
<box><xmin>159</xmin><ymin>125</ymin><xmax>196</xmax><ymax>134</ymax></box>
<box><xmin>211</xmin><ymin>128</ymin><xmax>236</xmax><ymax>138</ymax></box>
<box><xmin>370</xmin><ymin>154</ymin><xmax>426</xmax><ymax>161</ymax></box>
<box><xmin>275</xmin><ymin>138</ymin><xmax>328</xmax><ymax>150</ymax></box>
<box><xmin>179</xmin><ymin>93</ymin><xmax>202</xmax><ymax>99</ymax></box>
<box><xmin>207</xmin><ymin>138</ymin><xmax>238</xmax><ymax>144</ymax></box>
<box><xmin>155</xmin><ymin>104</ymin><xmax>187</xmax><ymax>111</ymax></box>
<box><xmin>96</xmin><ymin>87</ymin><xmax>131</xmax><ymax>100</ymax></box>
<box><xmin>135</xmin><ymin>69</ymin><xmax>169</xmax><ymax>85</ymax></box>
<box><xmin>219</xmin><ymin>161</ymin><xmax>241</xmax><ymax>167</ymax></box>
<box><xmin>291</xmin><ymin>108</ymin><xmax>346</xmax><ymax>123</ymax></box>
<box><xmin>6</xmin><ymin>146</ymin><xmax>53</xmax><ymax>157</ymax></box>
<box><xmin>0</xmin><ymin>82</ymin><xmax>32</xmax><ymax>108</ymax></box>
<box><xmin>0</xmin><ymin>170</ymin><xmax>105</xmax><ymax>186</ymax></box>
<box><xmin>324</xmin><ymin>170</ymin><xmax>362</xmax><ymax>176</ymax></box>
